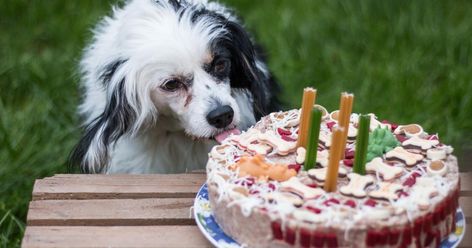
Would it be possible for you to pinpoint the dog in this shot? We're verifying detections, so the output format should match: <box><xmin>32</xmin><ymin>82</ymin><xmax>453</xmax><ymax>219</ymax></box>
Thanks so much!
<box><xmin>70</xmin><ymin>0</ymin><xmax>281</xmax><ymax>174</ymax></box>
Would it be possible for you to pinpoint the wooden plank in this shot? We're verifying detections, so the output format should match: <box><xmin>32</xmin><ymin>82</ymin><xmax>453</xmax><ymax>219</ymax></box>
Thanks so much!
<box><xmin>459</xmin><ymin>223</ymin><xmax>472</xmax><ymax>248</ymax></box>
<box><xmin>22</xmin><ymin>226</ymin><xmax>211</xmax><ymax>248</ymax></box>
<box><xmin>459</xmin><ymin>197</ymin><xmax>472</xmax><ymax>223</ymax></box>
<box><xmin>33</xmin><ymin>174</ymin><xmax>206</xmax><ymax>200</ymax></box>
<box><xmin>460</xmin><ymin>172</ymin><xmax>472</xmax><ymax>196</ymax></box>
<box><xmin>27</xmin><ymin>198</ymin><xmax>195</xmax><ymax>226</ymax></box>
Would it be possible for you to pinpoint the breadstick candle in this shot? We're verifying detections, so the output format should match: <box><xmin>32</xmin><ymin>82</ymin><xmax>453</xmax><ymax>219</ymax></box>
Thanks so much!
<box><xmin>324</xmin><ymin>126</ymin><xmax>345</xmax><ymax>192</ymax></box>
<box><xmin>353</xmin><ymin>114</ymin><xmax>371</xmax><ymax>175</ymax></box>
<box><xmin>297</xmin><ymin>88</ymin><xmax>317</xmax><ymax>148</ymax></box>
<box><xmin>337</xmin><ymin>92</ymin><xmax>354</xmax><ymax>159</ymax></box>
<box><xmin>304</xmin><ymin>107</ymin><xmax>322</xmax><ymax>171</ymax></box>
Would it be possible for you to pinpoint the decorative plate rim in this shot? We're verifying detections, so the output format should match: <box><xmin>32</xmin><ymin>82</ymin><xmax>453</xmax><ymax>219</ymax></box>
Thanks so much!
<box><xmin>194</xmin><ymin>183</ymin><xmax>466</xmax><ymax>248</ymax></box>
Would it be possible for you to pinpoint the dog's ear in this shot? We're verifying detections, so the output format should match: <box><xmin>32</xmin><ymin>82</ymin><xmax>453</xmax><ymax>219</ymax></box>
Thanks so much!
<box><xmin>70</xmin><ymin>63</ymin><xmax>136</xmax><ymax>173</ymax></box>
<box><xmin>223</xmin><ymin>21</ymin><xmax>281</xmax><ymax>119</ymax></box>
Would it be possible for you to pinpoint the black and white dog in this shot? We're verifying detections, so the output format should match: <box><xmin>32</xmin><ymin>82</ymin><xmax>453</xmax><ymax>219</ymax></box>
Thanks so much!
<box><xmin>70</xmin><ymin>0</ymin><xmax>280</xmax><ymax>174</ymax></box>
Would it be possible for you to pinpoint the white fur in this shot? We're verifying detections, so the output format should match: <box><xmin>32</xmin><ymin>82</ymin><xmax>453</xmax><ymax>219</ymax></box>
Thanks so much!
<box><xmin>77</xmin><ymin>0</ymin><xmax>261</xmax><ymax>173</ymax></box>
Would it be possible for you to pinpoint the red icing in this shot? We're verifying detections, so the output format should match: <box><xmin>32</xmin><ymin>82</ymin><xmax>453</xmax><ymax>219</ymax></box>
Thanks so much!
<box><xmin>311</xmin><ymin>232</ymin><xmax>324</xmax><ymax>248</ymax></box>
<box><xmin>343</xmin><ymin>159</ymin><xmax>353</xmax><ymax>167</ymax></box>
<box><xmin>413</xmin><ymin>217</ymin><xmax>424</xmax><ymax>239</ymax></box>
<box><xmin>366</xmin><ymin>230</ymin><xmax>378</xmax><ymax>246</ymax></box>
<box><xmin>306</xmin><ymin>206</ymin><xmax>322</xmax><ymax>214</ymax></box>
<box><xmin>300</xmin><ymin>228</ymin><xmax>311</xmax><ymax>248</ymax></box>
<box><xmin>381</xmin><ymin>120</ymin><xmax>398</xmax><ymax>131</ymax></box>
<box><xmin>268</xmin><ymin>183</ymin><xmax>276</xmax><ymax>191</ymax></box>
<box><xmin>424</xmin><ymin>230</ymin><xmax>436</xmax><ymax>247</ymax></box>
<box><xmin>284</xmin><ymin>226</ymin><xmax>296</xmax><ymax>245</ymax></box>
<box><xmin>343</xmin><ymin>199</ymin><xmax>356</xmax><ymax>208</ymax></box>
<box><xmin>323</xmin><ymin>198</ymin><xmax>340</xmax><ymax>206</ymax></box>
<box><xmin>326</xmin><ymin>121</ymin><xmax>336</xmax><ymax>131</ymax></box>
<box><xmin>288</xmin><ymin>164</ymin><xmax>301</xmax><ymax>173</ymax></box>
<box><xmin>388</xmin><ymin>229</ymin><xmax>400</xmax><ymax>246</ymax></box>
<box><xmin>423</xmin><ymin>213</ymin><xmax>433</xmax><ymax>232</ymax></box>
<box><xmin>401</xmin><ymin>226</ymin><xmax>412</xmax><ymax>246</ymax></box>
<box><xmin>397</xmin><ymin>190</ymin><xmax>409</xmax><ymax>198</ymax></box>
<box><xmin>281</xmin><ymin>135</ymin><xmax>297</xmax><ymax>142</ymax></box>
<box><xmin>306</xmin><ymin>183</ymin><xmax>318</xmax><ymax>188</ymax></box>
<box><xmin>364</xmin><ymin>199</ymin><xmax>377</xmax><ymax>207</ymax></box>
<box><xmin>271</xmin><ymin>221</ymin><xmax>283</xmax><ymax>240</ymax></box>
<box><xmin>402</xmin><ymin>171</ymin><xmax>421</xmax><ymax>187</ymax></box>
<box><xmin>325</xmin><ymin>233</ymin><xmax>338</xmax><ymax>247</ymax></box>
<box><xmin>395</xmin><ymin>134</ymin><xmax>408</xmax><ymax>143</ymax></box>
<box><xmin>277</xmin><ymin>128</ymin><xmax>292</xmax><ymax>136</ymax></box>
<box><xmin>344</xmin><ymin>150</ymin><xmax>355</xmax><ymax>159</ymax></box>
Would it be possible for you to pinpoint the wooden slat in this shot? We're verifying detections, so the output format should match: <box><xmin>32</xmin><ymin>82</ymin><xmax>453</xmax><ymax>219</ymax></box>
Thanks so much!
<box><xmin>460</xmin><ymin>172</ymin><xmax>472</xmax><ymax>196</ymax></box>
<box><xmin>32</xmin><ymin>174</ymin><xmax>206</xmax><ymax>200</ymax></box>
<box><xmin>459</xmin><ymin>197</ymin><xmax>472</xmax><ymax>223</ymax></box>
<box><xmin>22</xmin><ymin>226</ymin><xmax>211</xmax><ymax>248</ymax></box>
<box><xmin>27</xmin><ymin>198</ymin><xmax>195</xmax><ymax>226</ymax></box>
<box><xmin>459</xmin><ymin>224</ymin><xmax>472</xmax><ymax>248</ymax></box>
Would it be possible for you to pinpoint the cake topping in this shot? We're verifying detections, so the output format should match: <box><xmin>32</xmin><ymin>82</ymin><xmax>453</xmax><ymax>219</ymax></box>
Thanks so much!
<box><xmin>308</xmin><ymin>166</ymin><xmax>347</xmax><ymax>182</ymax></box>
<box><xmin>369</xmin><ymin>182</ymin><xmax>403</xmax><ymax>201</ymax></box>
<box><xmin>230</xmin><ymin>155</ymin><xmax>296</xmax><ymax>182</ymax></box>
<box><xmin>296</xmin><ymin>147</ymin><xmax>306</xmax><ymax>164</ymax></box>
<box><xmin>411</xmin><ymin>177</ymin><xmax>439</xmax><ymax>210</ymax></box>
<box><xmin>386</xmin><ymin>147</ymin><xmax>424</xmax><ymax>166</ymax></box>
<box><xmin>340</xmin><ymin>173</ymin><xmax>374</xmax><ymax>198</ymax></box>
<box><xmin>258</xmin><ymin>131</ymin><xmax>297</xmax><ymax>155</ymax></box>
<box><xmin>427</xmin><ymin>160</ymin><xmax>448</xmax><ymax>177</ymax></box>
<box><xmin>366</xmin><ymin>127</ymin><xmax>400</xmax><ymax>162</ymax></box>
<box><xmin>426</xmin><ymin>148</ymin><xmax>447</xmax><ymax>160</ymax></box>
<box><xmin>314</xmin><ymin>104</ymin><xmax>329</xmax><ymax>119</ymax></box>
<box><xmin>402</xmin><ymin>136</ymin><xmax>439</xmax><ymax>150</ymax></box>
<box><xmin>394</xmin><ymin>124</ymin><xmax>424</xmax><ymax>137</ymax></box>
<box><xmin>280</xmin><ymin>177</ymin><xmax>324</xmax><ymax>199</ymax></box>
<box><xmin>366</xmin><ymin>158</ymin><xmax>403</xmax><ymax>181</ymax></box>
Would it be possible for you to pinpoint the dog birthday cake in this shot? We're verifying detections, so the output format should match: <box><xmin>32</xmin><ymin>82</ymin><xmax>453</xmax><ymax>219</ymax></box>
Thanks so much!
<box><xmin>206</xmin><ymin>89</ymin><xmax>460</xmax><ymax>247</ymax></box>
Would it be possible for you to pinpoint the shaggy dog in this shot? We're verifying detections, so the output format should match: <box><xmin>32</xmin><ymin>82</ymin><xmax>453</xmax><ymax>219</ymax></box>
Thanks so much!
<box><xmin>70</xmin><ymin>0</ymin><xmax>280</xmax><ymax>174</ymax></box>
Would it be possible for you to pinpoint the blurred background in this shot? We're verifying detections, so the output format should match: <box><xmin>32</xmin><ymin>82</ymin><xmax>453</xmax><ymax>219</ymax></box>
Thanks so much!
<box><xmin>1</xmin><ymin>0</ymin><xmax>471</xmax><ymax>246</ymax></box>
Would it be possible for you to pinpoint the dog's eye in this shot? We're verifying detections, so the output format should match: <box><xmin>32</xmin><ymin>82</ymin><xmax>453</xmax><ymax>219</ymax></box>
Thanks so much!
<box><xmin>214</xmin><ymin>58</ymin><xmax>230</xmax><ymax>75</ymax></box>
<box><xmin>161</xmin><ymin>79</ymin><xmax>183</xmax><ymax>92</ymax></box>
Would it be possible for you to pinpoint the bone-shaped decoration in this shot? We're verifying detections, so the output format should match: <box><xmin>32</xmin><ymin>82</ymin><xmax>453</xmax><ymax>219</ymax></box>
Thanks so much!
<box><xmin>210</xmin><ymin>144</ymin><xmax>231</xmax><ymax>161</ymax></box>
<box><xmin>412</xmin><ymin>177</ymin><xmax>439</xmax><ymax>210</ymax></box>
<box><xmin>427</xmin><ymin>160</ymin><xmax>448</xmax><ymax>177</ymax></box>
<box><xmin>296</xmin><ymin>147</ymin><xmax>306</xmax><ymax>164</ymax></box>
<box><xmin>230</xmin><ymin>129</ymin><xmax>259</xmax><ymax>149</ymax></box>
<box><xmin>340</xmin><ymin>173</ymin><xmax>374</xmax><ymax>198</ymax></box>
<box><xmin>369</xmin><ymin>182</ymin><xmax>403</xmax><ymax>201</ymax></box>
<box><xmin>307</xmin><ymin>166</ymin><xmax>347</xmax><ymax>182</ymax></box>
<box><xmin>402</xmin><ymin>136</ymin><xmax>439</xmax><ymax>150</ymax></box>
<box><xmin>266</xmin><ymin>191</ymin><xmax>304</xmax><ymax>207</ymax></box>
<box><xmin>386</xmin><ymin>147</ymin><xmax>424</xmax><ymax>166</ymax></box>
<box><xmin>247</xmin><ymin>143</ymin><xmax>272</xmax><ymax>155</ymax></box>
<box><xmin>394</xmin><ymin>124</ymin><xmax>424</xmax><ymax>137</ymax></box>
<box><xmin>366</xmin><ymin>158</ymin><xmax>404</xmax><ymax>181</ymax></box>
<box><xmin>316</xmin><ymin>150</ymin><xmax>329</xmax><ymax>167</ymax></box>
<box><xmin>368</xmin><ymin>114</ymin><xmax>391</xmax><ymax>130</ymax></box>
<box><xmin>258</xmin><ymin>131</ymin><xmax>297</xmax><ymax>155</ymax></box>
<box><xmin>347</xmin><ymin>123</ymin><xmax>358</xmax><ymax>139</ymax></box>
<box><xmin>280</xmin><ymin>177</ymin><xmax>324</xmax><ymax>199</ymax></box>
<box><xmin>230</xmin><ymin>155</ymin><xmax>296</xmax><ymax>182</ymax></box>
<box><xmin>319</xmin><ymin>132</ymin><xmax>332</xmax><ymax>147</ymax></box>
<box><xmin>426</xmin><ymin>148</ymin><xmax>447</xmax><ymax>161</ymax></box>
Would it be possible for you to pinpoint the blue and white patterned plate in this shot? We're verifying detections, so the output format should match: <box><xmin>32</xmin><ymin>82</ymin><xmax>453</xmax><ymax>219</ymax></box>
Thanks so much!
<box><xmin>194</xmin><ymin>184</ymin><xmax>465</xmax><ymax>248</ymax></box>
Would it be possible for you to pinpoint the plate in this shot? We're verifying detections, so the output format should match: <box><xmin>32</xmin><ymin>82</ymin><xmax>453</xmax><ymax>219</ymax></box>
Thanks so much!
<box><xmin>194</xmin><ymin>184</ymin><xmax>466</xmax><ymax>248</ymax></box>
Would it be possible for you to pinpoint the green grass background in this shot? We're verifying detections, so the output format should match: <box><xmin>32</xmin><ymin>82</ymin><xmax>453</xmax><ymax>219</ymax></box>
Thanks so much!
<box><xmin>1</xmin><ymin>0</ymin><xmax>471</xmax><ymax>246</ymax></box>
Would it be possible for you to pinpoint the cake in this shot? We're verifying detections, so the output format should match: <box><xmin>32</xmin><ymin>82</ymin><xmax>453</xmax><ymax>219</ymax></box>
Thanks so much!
<box><xmin>206</xmin><ymin>107</ymin><xmax>460</xmax><ymax>248</ymax></box>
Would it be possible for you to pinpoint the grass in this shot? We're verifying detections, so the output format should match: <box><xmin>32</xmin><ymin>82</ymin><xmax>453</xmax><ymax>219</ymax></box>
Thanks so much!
<box><xmin>0</xmin><ymin>0</ymin><xmax>471</xmax><ymax>246</ymax></box>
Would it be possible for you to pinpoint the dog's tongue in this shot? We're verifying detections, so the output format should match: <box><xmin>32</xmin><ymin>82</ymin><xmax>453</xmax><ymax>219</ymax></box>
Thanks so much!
<box><xmin>215</xmin><ymin>128</ymin><xmax>241</xmax><ymax>144</ymax></box>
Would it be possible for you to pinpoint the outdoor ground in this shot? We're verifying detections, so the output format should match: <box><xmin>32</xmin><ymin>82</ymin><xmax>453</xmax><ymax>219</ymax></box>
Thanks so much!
<box><xmin>1</xmin><ymin>0</ymin><xmax>471</xmax><ymax>246</ymax></box>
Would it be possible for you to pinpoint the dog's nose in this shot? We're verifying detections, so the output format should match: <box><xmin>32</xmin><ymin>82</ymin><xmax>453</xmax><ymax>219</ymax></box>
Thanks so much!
<box><xmin>206</xmin><ymin>105</ymin><xmax>234</xmax><ymax>129</ymax></box>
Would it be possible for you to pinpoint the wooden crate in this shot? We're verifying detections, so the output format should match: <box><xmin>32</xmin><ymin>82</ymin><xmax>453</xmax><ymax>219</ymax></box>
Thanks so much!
<box><xmin>22</xmin><ymin>173</ymin><xmax>472</xmax><ymax>247</ymax></box>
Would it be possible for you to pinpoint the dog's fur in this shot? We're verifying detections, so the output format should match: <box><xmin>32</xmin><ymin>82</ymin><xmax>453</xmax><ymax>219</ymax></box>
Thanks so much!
<box><xmin>70</xmin><ymin>0</ymin><xmax>280</xmax><ymax>174</ymax></box>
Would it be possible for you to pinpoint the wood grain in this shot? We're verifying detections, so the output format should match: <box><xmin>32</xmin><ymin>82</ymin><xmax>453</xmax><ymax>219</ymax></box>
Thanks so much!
<box><xmin>33</xmin><ymin>174</ymin><xmax>206</xmax><ymax>200</ymax></box>
<box><xmin>22</xmin><ymin>226</ymin><xmax>211</xmax><ymax>248</ymax></box>
<box><xmin>27</xmin><ymin>198</ymin><xmax>195</xmax><ymax>226</ymax></box>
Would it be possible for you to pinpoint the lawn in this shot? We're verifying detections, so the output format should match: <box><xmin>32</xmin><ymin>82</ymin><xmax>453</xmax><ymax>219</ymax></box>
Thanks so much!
<box><xmin>1</xmin><ymin>0</ymin><xmax>471</xmax><ymax>246</ymax></box>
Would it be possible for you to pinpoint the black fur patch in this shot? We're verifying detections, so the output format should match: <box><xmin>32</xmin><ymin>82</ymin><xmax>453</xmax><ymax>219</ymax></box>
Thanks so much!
<box><xmin>99</xmin><ymin>59</ymin><xmax>127</xmax><ymax>86</ymax></box>
<box><xmin>69</xmin><ymin>79</ymin><xmax>136</xmax><ymax>173</ymax></box>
